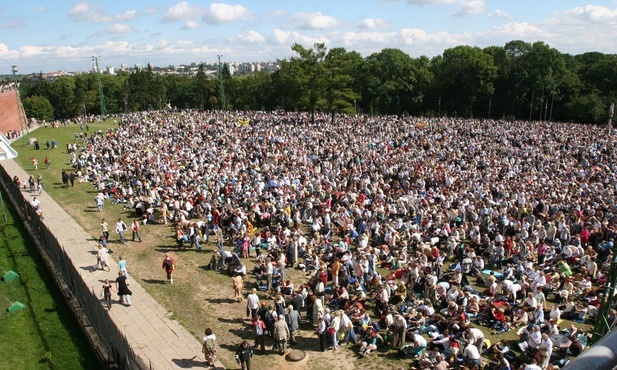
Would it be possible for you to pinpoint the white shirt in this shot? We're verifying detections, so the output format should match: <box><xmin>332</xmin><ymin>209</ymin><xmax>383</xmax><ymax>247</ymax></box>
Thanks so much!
<box><xmin>246</xmin><ymin>293</ymin><xmax>259</xmax><ymax>309</ymax></box>
<box><xmin>463</xmin><ymin>343</ymin><xmax>480</xmax><ymax>360</ymax></box>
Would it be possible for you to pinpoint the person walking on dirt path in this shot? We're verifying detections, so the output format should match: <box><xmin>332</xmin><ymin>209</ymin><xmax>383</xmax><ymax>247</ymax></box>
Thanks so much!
<box><xmin>273</xmin><ymin>314</ymin><xmax>291</xmax><ymax>354</ymax></box>
<box><xmin>235</xmin><ymin>340</ymin><xmax>253</xmax><ymax>370</ymax></box>
<box><xmin>246</xmin><ymin>288</ymin><xmax>259</xmax><ymax>319</ymax></box>
<box><xmin>131</xmin><ymin>219</ymin><xmax>142</xmax><ymax>242</ymax></box>
<box><xmin>100</xmin><ymin>218</ymin><xmax>109</xmax><ymax>239</ymax></box>
<box><xmin>252</xmin><ymin>317</ymin><xmax>266</xmax><ymax>352</ymax></box>
<box><xmin>233</xmin><ymin>273</ymin><xmax>244</xmax><ymax>302</ymax></box>
<box><xmin>115</xmin><ymin>271</ymin><xmax>132</xmax><ymax>306</ymax></box>
<box><xmin>97</xmin><ymin>244</ymin><xmax>111</xmax><ymax>271</ymax></box>
<box><xmin>115</xmin><ymin>218</ymin><xmax>127</xmax><ymax>244</ymax></box>
<box><xmin>162</xmin><ymin>253</ymin><xmax>175</xmax><ymax>284</ymax></box>
<box><xmin>202</xmin><ymin>328</ymin><xmax>217</xmax><ymax>368</ymax></box>
<box><xmin>101</xmin><ymin>279</ymin><xmax>115</xmax><ymax>310</ymax></box>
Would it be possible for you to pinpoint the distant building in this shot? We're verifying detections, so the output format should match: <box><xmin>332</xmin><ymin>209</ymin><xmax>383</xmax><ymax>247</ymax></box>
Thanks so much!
<box><xmin>106</xmin><ymin>65</ymin><xmax>115</xmax><ymax>75</ymax></box>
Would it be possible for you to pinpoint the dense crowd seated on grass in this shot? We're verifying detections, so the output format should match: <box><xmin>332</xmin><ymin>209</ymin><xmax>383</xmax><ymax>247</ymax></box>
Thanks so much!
<box><xmin>73</xmin><ymin>110</ymin><xmax>617</xmax><ymax>369</ymax></box>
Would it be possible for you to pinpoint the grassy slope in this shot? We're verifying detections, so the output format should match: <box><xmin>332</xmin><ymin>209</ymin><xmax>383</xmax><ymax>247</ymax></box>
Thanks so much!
<box><xmin>0</xmin><ymin>185</ymin><xmax>100</xmax><ymax>369</ymax></box>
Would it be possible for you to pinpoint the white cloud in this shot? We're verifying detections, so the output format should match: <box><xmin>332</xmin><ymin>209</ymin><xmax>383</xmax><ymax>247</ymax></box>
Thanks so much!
<box><xmin>106</xmin><ymin>23</ymin><xmax>136</xmax><ymax>34</ymax></box>
<box><xmin>293</xmin><ymin>12</ymin><xmax>340</xmax><ymax>30</ymax></box>
<box><xmin>553</xmin><ymin>5</ymin><xmax>617</xmax><ymax>25</ymax></box>
<box><xmin>360</xmin><ymin>18</ymin><xmax>390</xmax><ymax>30</ymax></box>
<box><xmin>203</xmin><ymin>3</ymin><xmax>252</xmax><ymax>25</ymax></box>
<box><xmin>69</xmin><ymin>1</ymin><xmax>139</xmax><ymax>23</ymax></box>
<box><xmin>35</xmin><ymin>6</ymin><xmax>47</xmax><ymax>14</ymax></box>
<box><xmin>162</xmin><ymin>2</ymin><xmax>204</xmax><ymax>23</ymax></box>
<box><xmin>268</xmin><ymin>29</ymin><xmax>329</xmax><ymax>46</ymax></box>
<box><xmin>182</xmin><ymin>20</ymin><xmax>200</xmax><ymax>30</ymax></box>
<box><xmin>406</xmin><ymin>0</ymin><xmax>456</xmax><ymax>5</ymax></box>
<box><xmin>1</xmin><ymin>18</ymin><xmax>25</xmax><ymax>29</ymax></box>
<box><xmin>451</xmin><ymin>0</ymin><xmax>485</xmax><ymax>17</ymax></box>
<box><xmin>491</xmin><ymin>22</ymin><xmax>546</xmax><ymax>39</ymax></box>
<box><xmin>229</xmin><ymin>30</ymin><xmax>265</xmax><ymax>44</ymax></box>
<box><xmin>488</xmin><ymin>9</ymin><xmax>512</xmax><ymax>19</ymax></box>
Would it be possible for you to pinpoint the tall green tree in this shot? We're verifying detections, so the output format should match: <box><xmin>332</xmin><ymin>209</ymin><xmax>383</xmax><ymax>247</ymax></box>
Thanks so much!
<box><xmin>361</xmin><ymin>48</ymin><xmax>429</xmax><ymax>115</ymax></box>
<box><xmin>431</xmin><ymin>45</ymin><xmax>497</xmax><ymax>117</ymax></box>
<box><xmin>22</xmin><ymin>95</ymin><xmax>54</xmax><ymax>121</ymax></box>
<box><xmin>319</xmin><ymin>47</ymin><xmax>363</xmax><ymax>118</ymax></box>
<box><xmin>48</xmin><ymin>76</ymin><xmax>77</xmax><ymax>119</ymax></box>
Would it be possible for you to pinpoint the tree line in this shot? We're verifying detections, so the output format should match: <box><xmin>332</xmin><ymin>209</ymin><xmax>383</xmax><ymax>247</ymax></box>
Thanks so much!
<box><xmin>16</xmin><ymin>40</ymin><xmax>617</xmax><ymax>123</ymax></box>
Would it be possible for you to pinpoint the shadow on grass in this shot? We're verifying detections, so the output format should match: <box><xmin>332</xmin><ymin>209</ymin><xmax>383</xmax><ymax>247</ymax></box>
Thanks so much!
<box><xmin>154</xmin><ymin>247</ymin><xmax>193</xmax><ymax>253</ymax></box>
<box><xmin>141</xmin><ymin>278</ymin><xmax>167</xmax><ymax>285</ymax></box>
<box><xmin>207</xmin><ymin>297</ymin><xmax>238</xmax><ymax>304</ymax></box>
<box><xmin>218</xmin><ymin>317</ymin><xmax>245</xmax><ymax>324</ymax></box>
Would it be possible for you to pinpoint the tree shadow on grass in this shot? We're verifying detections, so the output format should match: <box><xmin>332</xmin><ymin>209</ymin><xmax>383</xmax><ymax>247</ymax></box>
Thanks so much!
<box><xmin>141</xmin><ymin>278</ymin><xmax>167</xmax><ymax>285</ymax></box>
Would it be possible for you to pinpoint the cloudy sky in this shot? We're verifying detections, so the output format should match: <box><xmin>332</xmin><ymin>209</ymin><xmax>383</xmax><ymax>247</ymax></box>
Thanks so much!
<box><xmin>2</xmin><ymin>0</ymin><xmax>617</xmax><ymax>74</ymax></box>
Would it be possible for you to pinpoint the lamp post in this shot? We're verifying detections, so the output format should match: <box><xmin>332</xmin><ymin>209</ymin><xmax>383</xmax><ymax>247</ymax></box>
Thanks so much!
<box><xmin>217</xmin><ymin>55</ymin><xmax>226</xmax><ymax>111</ymax></box>
<box><xmin>91</xmin><ymin>56</ymin><xmax>107</xmax><ymax>115</ymax></box>
<box><xmin>354</xmin><ymin>99</ymin><xmax>357</xmax><ymax>116</ymax></box>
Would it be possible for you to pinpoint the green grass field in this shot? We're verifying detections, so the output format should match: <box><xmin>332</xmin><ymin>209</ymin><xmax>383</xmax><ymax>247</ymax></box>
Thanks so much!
<box><xmin>0</xmin><ymin>187</ymin><xmax>100</xmax><ymax>369</ymax></box>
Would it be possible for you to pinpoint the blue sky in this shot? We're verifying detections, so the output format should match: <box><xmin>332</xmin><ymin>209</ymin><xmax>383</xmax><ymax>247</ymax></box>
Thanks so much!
<box><xmin>2</xmin><ymin>1</ymin><xmax>617</xmax><ymax>74</ymax></box>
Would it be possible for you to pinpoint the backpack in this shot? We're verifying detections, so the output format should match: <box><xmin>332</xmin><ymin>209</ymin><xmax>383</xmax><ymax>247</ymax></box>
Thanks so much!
<box><xmin>165</xmin><ymin>259</ymin><xmax>173</xmax><ymax>270</ymax></box>
<box><xmin>255</xmin><ymin>322</ymin><xmax>264</xmax><ymax>336</ymax></box>
<box><xmin>266</xmin><ymin>311</ymin><xmax>276</xmax><ymax>326</ymax></box>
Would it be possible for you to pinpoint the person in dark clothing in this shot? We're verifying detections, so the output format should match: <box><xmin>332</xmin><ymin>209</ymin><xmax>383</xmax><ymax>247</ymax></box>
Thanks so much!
<box><xmin>61</xmin><ymin>169</ymin><xmax>70</xmax><ymax>188</ymax></box>
<box><xmin>115</xmin><ymin>271</ymin><xmax>132</xmax><ymax>305</ymax></box>
<box><xmin>235</xmin><ymin>340</ymin><xmax>253</xmax><ymax>370</ymax></box>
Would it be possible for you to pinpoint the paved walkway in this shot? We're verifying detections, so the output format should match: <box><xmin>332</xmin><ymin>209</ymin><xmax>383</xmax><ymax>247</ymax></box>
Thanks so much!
<box><xmin>1</xmin><ymin>158</ymin><xmax>213</xmax><ymax>370</ymax></box>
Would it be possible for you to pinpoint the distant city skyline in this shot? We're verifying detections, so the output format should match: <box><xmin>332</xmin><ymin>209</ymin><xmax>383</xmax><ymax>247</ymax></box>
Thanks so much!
<box><xmin>2</xmin><ymin>1</ymin><xmax>617</xmax><ymax>74</ymax></box>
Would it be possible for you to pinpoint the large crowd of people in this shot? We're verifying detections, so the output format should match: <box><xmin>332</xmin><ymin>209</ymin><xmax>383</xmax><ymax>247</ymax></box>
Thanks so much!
<box><xmin>73</xmin><ymin>110</ymin><xmax>617</xmax><ymax>369</ymax></box>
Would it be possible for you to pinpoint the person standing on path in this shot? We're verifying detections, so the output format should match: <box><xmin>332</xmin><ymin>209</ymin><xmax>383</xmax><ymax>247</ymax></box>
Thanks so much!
<box><xmin>273</xmin><ymin>314</ymin><xmax>291</xmax><ymax>354</ymax></box>
<box><xmin>118</xmin><ymin>255</ymin><xmax>129</xmax><ymax>283</ymax></box>
<box><xmin>131</xmin><ymin>219</ymin><xmax>142</xmax><ymax>242</ymax></box>
<box><xmin>235</xmin><ymin>340</ymin><xmax>253</xmax><ymax>370</ymax></box>
<box><xmin>202</xmin><ymin>328</ymin><xmax>217</xmax><ymax>368</ymax></box>
<box><xmin>97</xmin><ymin>244</ymin><xmax>111</xmax><ymax>271</ymax></box>
<box><xmin>100</xmin><ymin>219</ymin><xmax>109</xmax><ymax>239</ymax></box>
<box><xmin>115</xmin><ymin>271</ymin><xmax>132</xmax><ymax>306</ymax></box>
<box><xmin>252</xmin><ymin>317</ymin><xmax>266</xmax><ymax>352</ymax></box>
<box><xmin>233</xmin><ymin>273</ymin><xmax>244</xmax><ymax>302</ymax></box>
<box><xmin>285</xmin><ymin>305</ymin><xmax>301</xmax><ymax>345</ymax></box>
<box><xmin>115</xmin><ymin>218</ymin><xmax>127</xmax><ymax>244</ymax></box>
<box><xmin>246</xmin><ymin>288</ymin><xmax>260</xmax><ymax>320</ymax></box>
<box><xmin>101</xmin><ymin>279</ymin><xmax>115</xmax><ymax>310</ymax></box>
<box><xmin>162</xmin><ymin>253</ymin><xmax>175</xmax><ymax>284</ymax></box>
<box><xmin>37</xmin><ymin>174</ymin><xmax>43</xmax><ymax>195</ymax></box>
<box><xmin>317</xmin><ymin>316</ymin><xmax>327</xmax><ymax>352</ymax></box>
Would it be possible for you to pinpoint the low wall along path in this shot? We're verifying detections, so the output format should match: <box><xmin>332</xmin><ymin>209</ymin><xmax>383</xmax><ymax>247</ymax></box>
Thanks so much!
<box><xmin>1</xmin><ymin>158</ymin><xmax>208</xmax><ymax>370</ymax></box>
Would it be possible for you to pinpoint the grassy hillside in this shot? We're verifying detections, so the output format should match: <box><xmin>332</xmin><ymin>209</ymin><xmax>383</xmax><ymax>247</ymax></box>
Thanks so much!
<box><xmin>0</xmin><ymin>185</ymin><xmax>100</xmax><ymax>369</ymax></box>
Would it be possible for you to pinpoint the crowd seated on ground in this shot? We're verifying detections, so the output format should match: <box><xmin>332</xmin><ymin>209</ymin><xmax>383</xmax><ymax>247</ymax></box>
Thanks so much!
<box><xmin>75</xmin><ymin>110</ymin><xmax>617</xmax><ymax>369</ymax></box>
